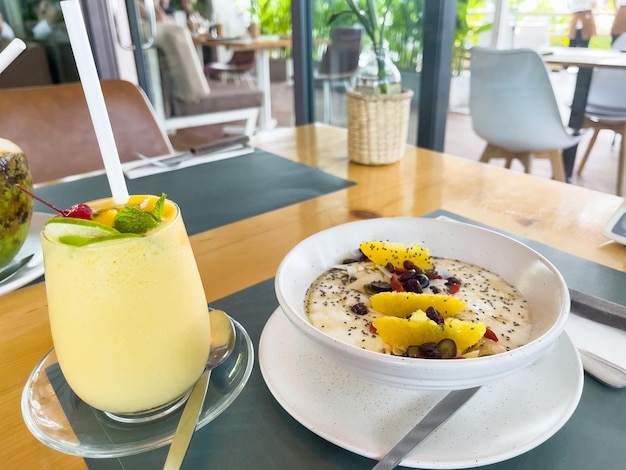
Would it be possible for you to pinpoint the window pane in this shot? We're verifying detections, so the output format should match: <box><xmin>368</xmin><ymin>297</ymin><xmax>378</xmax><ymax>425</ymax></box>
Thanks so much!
<box><xmin>311</xmin><ymin>0</ymin><xmax>423</xmax><ymax>142</ymax></box>
<box><xmin>0</xmin><ymin>0</ymin><xmax>78</xmax><ymax>88</ymax></box>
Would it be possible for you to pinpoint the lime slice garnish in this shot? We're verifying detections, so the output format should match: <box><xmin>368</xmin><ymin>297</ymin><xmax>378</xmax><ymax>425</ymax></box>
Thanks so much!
<box><xmin>58</xmin><ymin>233</ymin><xmax>142</xmax><ymax>246</ymax></box>
<box><xmin>44</xmin><ymin>217</ymin><xmax>121</xmax><ymax>245</ymax></box>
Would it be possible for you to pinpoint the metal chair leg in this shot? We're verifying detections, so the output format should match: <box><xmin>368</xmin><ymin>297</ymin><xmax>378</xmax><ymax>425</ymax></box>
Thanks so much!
<box><xmin>323</xmin><ymin>81</ymin><xmax>332</xmax><ymax>123</ymax></box>
<box><xmin>618</xmin><ymin>128</ymin><xmax>625</xmax><ymax>196</ymax></box>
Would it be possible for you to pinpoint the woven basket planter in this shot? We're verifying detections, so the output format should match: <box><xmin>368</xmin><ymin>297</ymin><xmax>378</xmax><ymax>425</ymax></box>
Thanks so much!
<box><xmin>346</xmin><ymin>89</ymin><xmax>414</xmax><ymax>165</ymax></box>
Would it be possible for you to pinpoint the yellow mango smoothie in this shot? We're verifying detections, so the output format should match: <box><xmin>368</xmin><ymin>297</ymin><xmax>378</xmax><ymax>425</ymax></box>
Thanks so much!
<box><xmin>41</xmin><ymin>195</ymin><xmax>211</xmax><ymax>414</ymax></box>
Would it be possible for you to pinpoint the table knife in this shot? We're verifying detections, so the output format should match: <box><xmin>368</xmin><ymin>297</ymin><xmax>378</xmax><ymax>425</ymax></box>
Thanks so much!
<box><xmin>569</xmin><ymin>288</ymin><xmax>626</xmax><ymax>331</ymax></box>
<box><xmin>190</xmin><ymin>135</ymin><xmax>249</xmax><ymax>155</ymax></box>
<box><xmin>372</xmin><ymin>386</ymin><xmax>481</xmax><ymax>470</ymax></box>
<box><xmin>163</xmin><ymin>369</ymin><xmax>210</xmax><ymax>470</ymax></box>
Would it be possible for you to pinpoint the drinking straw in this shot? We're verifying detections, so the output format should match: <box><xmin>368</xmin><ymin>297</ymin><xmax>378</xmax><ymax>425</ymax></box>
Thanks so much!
<box><xmin>60</xmin><ymin>0</ymin><xmax>129</xmax><ymax>205</ymax></box>
<box><xmin>0</xmin><ymin>38</ymin><xmax>26</xmax><ymax>74</ymax></box>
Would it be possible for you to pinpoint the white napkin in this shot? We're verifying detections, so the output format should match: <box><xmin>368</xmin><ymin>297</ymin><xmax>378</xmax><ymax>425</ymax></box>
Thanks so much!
<box><xmin>566</xmin><ymin>314</ymin><xmax>626</xmax><ymax>370</ymax></box>
<box><xmin>122</xmin><ymin>145</ymin><xmax>255</xmax><ymax>179</ymax></box>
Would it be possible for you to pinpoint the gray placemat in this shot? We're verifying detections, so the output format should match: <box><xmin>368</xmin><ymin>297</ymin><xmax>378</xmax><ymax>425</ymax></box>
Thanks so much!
<box><xmin>85</xmin><ymin>277</ymin><xmax>626</xmax><ymax>470</ymax></box>
<box><xmin>86</xmin><ymin>279</ymin><xmax>375</xmax><ymax>469</ymax></box>
<box><xmin>34</xmin><ymin>149</ymin><xmax>355</xmax><ymax>236</ymax></box>
<box><xmin>427</xmin><ymin>210</ymin><xmax>626</xmax><ymax>307</ymax></box>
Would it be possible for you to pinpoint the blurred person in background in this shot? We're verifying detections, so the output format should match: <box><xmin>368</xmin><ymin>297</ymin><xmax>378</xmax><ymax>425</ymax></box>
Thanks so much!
<box><xmin>0</xmin><ymin>12</ymin><xmax>15</xmax><ymax>40</ymax></box>
<box><xmin>611</xmin><ymin>0</ymin><xmax>626</xmax><ymax>43</ymax></box>
<box><xmin>32</xmin><ymin>0</ymin><xmax>65</xmax><ymax>40</ymax></box>
<box><xmin>569</xmin><ymin>0</ymin><xmax>597</xmax><ymax>47</ymax></box>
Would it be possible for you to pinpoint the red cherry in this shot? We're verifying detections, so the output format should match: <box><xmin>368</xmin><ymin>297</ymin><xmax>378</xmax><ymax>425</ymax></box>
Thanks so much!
<box><xmin>15</xmin><ymin>184</ymin><xmax>93</xmax><ymax>220</ymax></box>
<box><xmin>63</xmin><ymin>204</ymin><xmax>94</xmax><ymax>220</ymax></box>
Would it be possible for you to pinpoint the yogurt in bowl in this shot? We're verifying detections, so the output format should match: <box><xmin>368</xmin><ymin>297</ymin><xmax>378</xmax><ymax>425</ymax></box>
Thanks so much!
<box><xmin>275</xmin><ymin>217</ymin><xmax>570</xmax><ymax>390</ymax></box>
<box><xmin>305</xmin><ymin>254</ymin><xmax>533</xmax><ymax>359</ymax></box>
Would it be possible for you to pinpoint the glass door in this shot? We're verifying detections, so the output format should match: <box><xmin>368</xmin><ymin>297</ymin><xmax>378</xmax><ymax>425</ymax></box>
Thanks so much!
<box><xmin>0</xmin><ymin>0</ymin><xmax>146</xmax><ymax>87</ymax></box>
<box><xmin>105</xmin><ymin>0</ymin><xmax>158</xmax><ymax>106</ymax></box>
<box><xmin>94</xmin><ymin>0</ymin><xmax>235</xmax><ymax>125</ymax></box>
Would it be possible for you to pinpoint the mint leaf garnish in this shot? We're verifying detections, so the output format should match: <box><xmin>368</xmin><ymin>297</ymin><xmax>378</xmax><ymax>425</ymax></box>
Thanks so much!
<box><xmin>114</xmin><ymin>207</ymin><xmax>159</xmax><ymax>234</ymax></box>
<box><xmin>152</xmin><ymin>193</ymin><xmax>166</xmax><ymax>220</ymax></box>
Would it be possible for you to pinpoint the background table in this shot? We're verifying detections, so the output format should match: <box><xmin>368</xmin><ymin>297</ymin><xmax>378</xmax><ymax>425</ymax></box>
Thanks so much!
<box><xmin>193</xmin><ymin>36</ymin><xmax>292</xmax><ymax>130</ymax></box>
<box><xmin>542</xmin><ymin>47</ymin><xmax>626</xmax><ymax>179</ymax></box>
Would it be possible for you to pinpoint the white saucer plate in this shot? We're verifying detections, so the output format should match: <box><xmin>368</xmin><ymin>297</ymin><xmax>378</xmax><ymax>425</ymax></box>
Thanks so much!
<box><xmin>259</xmin><ymin>308</ymin><xmax>584</xmax><ymax>469</ymax></box>
<box><xmin>21</xmin><ymin>319</ymin><xmax>254</xmax><ymax>458</ymax></box>
<box><xmin>0</xmin><ymin>212</ymin><xmax>51</xmax><ymax>296</ymax></box>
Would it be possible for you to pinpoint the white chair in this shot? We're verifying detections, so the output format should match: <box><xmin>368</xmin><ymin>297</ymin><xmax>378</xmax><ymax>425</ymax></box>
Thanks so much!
<box><xmin>469</xmin><ymin>47</ymin><xmax>580</xmax><ymax>182</ymax></box>
<box><xmin>146</xmin><ymin>22</ymin><xmax>261</xmax><ymax>136</ymax></box>
<box><xmin>576</xmin><ymin>34</ymin><xmax>626</xmax><ymax>196</ymax></box>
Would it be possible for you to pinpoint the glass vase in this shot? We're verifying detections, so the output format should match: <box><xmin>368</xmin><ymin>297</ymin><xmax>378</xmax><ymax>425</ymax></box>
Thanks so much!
<box><xmin>355</xmin><ymin>44</ymin><xmax>402</xmax><ymax>95</ymax></box>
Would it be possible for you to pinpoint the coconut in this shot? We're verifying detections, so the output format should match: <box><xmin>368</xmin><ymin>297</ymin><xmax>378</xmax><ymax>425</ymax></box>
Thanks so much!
<box><xmin>0</xmin><ymin>137</ymin><xmax>34</xmax><ymax>268</ymax></box>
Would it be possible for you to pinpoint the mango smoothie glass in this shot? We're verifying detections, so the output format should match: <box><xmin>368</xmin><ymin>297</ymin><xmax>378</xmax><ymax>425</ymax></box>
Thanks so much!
<box><xmin>40</xmin><ymin>195</ymin><xmax>211</xmax><ymax>416</ymax></box>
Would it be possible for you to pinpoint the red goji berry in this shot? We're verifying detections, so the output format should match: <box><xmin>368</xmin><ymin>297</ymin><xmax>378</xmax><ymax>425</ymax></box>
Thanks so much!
<box><xmin>390</xmin><ymin>275</ymin><xmax>404</xmax><ymax>292</ymax></box>
<box><xmin>447</xmin><ymin>283</ymin><xmax>460</xmax><ymax>295</ymax></box>
<box><xmin>484</xmin><ymin>327</ymin><xmax>499</xmax><ymax>342</ymax></box>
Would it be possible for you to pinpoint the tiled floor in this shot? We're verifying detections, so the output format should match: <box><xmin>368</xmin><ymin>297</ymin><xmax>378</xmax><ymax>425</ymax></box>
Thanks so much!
<box><xmin>171</xmin><ymin>75</ymin><xmax>623</xmax><ymax>197</ymax></box>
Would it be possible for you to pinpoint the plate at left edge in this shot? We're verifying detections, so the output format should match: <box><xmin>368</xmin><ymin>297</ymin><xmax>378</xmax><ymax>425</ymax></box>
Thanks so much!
<box><xmin>21</xmin><ymin>319</ymin><xmax>254</xmax><ymax>458</ymax></box>
<box><xmin>0</xmin><ymin>212</ymin><xmax>51</xmax><ymax>296</ymax></box>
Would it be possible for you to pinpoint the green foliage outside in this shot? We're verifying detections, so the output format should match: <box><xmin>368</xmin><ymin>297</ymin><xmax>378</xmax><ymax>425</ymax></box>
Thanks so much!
<box><xmin>314</xmin><ymin>0</ymin><xmax>424</xmax><ymax>71</ymax></box>
<box><xmin>257</xmin><ymin>0</ymin><xmax>292</xmax><ymax>36</ymax></box>
<box><xmin>316</xmin><ymin>0</ymin><xmax>496</xmax><ymax>73</ymax></box>
<box><xmin>454</xmin><ymin>0</ymin><xmax>492</xmax><ymax>76</ymax></box>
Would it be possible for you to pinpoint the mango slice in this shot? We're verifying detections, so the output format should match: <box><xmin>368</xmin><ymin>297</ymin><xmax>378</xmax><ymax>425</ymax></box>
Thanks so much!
<box><xmin>359</xmin><ymin>240</ymin><xmax>432</xmax><ymax>270</ymax></box>
<box><xmin>372</xmin><ymin>310</ymin><xmax>486</xmax><ymax>354</ymax></box>
<box><xmin>370</xmin><ymin>292</ymin><xmax>466</xmax><ymax>318</ymax></box>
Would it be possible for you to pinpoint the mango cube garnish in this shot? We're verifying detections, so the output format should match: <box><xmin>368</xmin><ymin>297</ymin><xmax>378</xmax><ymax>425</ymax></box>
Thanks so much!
<box><xmin>372</xmin><ymin>310</ymin><xmax>486</xmax><ymax>354</ymax></box>
<box><xmin>359</xmin><ymin>240</ymin><xmax>432</xmax><ymax>270</ymax></box>
<box><xmin>92</xmin><ymin>209</ymin><xmax>117</xmax><ymax>227</ymax></box>
<box><xmin>371</xmin><ymin>292</ymin><xmax>467</xmax><ymax>318</ymax></box>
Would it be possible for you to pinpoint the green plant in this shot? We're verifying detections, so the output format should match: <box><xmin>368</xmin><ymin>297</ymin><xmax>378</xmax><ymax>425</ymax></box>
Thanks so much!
<box><xmin>318</xmin><ymin>0</ymin><xmax>495</xmax><ymax>77</ymax></box>
<box><xmin>246</xmin><ymin>0</ymin><xmax>292</xmax><ymax>58</ymax></box>
<box><xmin>313</xmin><ymin>0</ymin><xmax>421</xmax><ymax>70</ymax></box>
<box><xmin>330</xmin><ymin>0</ymin><xmax>395</xmax><ymax>93</ymax></box>
<box><xmin>386</xmin><ymin>0</ymin><xmax>423</xmax><ymax>71</ymax></box>
<box><xmin>452</xmin><ymin>0</ymin><xmax>492</xmax><ymax>76</ymax></box>
<box><xmin>257</xmin><ymin>0</ymin><xmax>291</xmax><ymax>37</ymax></box>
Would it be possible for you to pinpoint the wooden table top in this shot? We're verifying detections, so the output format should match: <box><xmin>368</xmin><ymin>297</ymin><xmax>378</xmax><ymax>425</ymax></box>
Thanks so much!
<box><xmin>543</xmin><ymin>46</ymin><xmax>626</xmax><ymax>69</ymax></box>
<box><xmin>1</xmin><ymin>124</ymin><xmax>624</xmax><ymax>468</ymax></box>
<box><xmin>192</xmin><ymin>35</ymin><xmax>292</xmax><ymax>50</ymax></box>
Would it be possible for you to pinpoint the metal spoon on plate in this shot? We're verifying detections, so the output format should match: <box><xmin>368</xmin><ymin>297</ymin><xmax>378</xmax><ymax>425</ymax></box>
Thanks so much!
<box><xmin>163</xmin><ymin>309</ymin><xmax>237</xmax><ymax>470</ymax></box>
<box><xmin>0</xmin><ymin>253</ymin><xmax>33</xmax><ymax>284</ymax></box>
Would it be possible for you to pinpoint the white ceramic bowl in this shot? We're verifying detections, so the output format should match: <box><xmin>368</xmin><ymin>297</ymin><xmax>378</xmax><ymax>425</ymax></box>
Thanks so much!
<box><xmin>275</xmin><ymin>217</ymin><xmax>570</xmax><ymax>390</ymax></box>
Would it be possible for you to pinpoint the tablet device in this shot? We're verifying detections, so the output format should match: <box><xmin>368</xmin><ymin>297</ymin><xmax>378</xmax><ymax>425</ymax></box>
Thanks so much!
<box><xmin>603</xmin><ymin>199</ymin><xmax>626</xmax><ymax>245</ymax></box>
